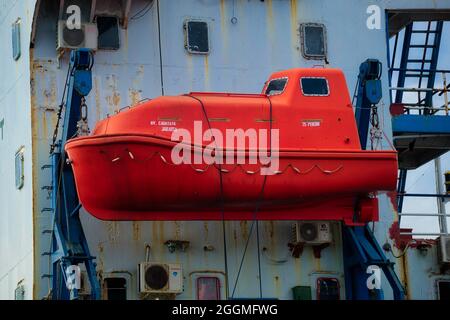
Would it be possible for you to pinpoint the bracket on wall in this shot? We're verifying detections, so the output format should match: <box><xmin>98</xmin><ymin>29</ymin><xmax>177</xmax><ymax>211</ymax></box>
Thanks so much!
<box><xmin>164</xmin><ymin>240</ymin><xmax>190</xmax><ymax>253</ymax></box>
<box><xmin>288</xmin><ymin>242</ymin><xmax>330</xmax><ymax>259</ymax></box>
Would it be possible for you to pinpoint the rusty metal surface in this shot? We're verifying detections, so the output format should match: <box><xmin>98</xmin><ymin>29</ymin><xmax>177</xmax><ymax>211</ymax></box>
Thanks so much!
<box><xmin>2</xmin><ymin>0</ymin><xmax>450</xmax><ymax>300</ymax></box>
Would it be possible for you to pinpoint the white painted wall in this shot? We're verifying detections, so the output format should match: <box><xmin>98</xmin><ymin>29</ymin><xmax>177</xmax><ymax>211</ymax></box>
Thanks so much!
<box><xmin>0</xmin><ymin>0</ymin><xmax>37</xmax><ymax>300</ymax></box>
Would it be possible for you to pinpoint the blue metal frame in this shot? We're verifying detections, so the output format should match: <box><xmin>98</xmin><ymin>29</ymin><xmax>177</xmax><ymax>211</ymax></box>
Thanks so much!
<box><xmin>342</xmin><ymin>225</ymin><xmax>405</xmax><ymax>300</ymax></box>
<box><xmin>390</xmin><ymin>21</ymin><xmax>445</xmax><ymax>207</ymax></box>
<box><xmin>50</xmin><ymin>49</ymin><xmax>100</xmax><ymax>300</ymax></box>
<box><xmin>392</xmin><ymin>114</ymin><xmax>450</xmax><ymax>134</ymax></box>
<box><xmin>347</xmin><ymin>59</ymin><xmax>405</xmax><ymax>300</ymax></box>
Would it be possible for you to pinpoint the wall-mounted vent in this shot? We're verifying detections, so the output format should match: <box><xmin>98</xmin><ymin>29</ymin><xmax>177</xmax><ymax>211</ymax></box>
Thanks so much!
<box><xmin>184</xmin><ymin>20</ymin><xmax>209</xmax><ymax>54</ymax></box>
<box><xmin>57</xmin><ymin>20</ymin><xmax>98</xmax><ymax>51</ymax></box>
<box><xmin>138</xmin><ymin>262</ymin><xmax>183</xmax><ymax>294</ymax></box>
<box><xmin>291</xmin><ymin>221</ymin><xmax>332</xmax><ymax>245</ymax></box>
<box><xmin>300</xmin><ymin>23</ymin><xmax>327</xmax><ymax>60</ymax></box>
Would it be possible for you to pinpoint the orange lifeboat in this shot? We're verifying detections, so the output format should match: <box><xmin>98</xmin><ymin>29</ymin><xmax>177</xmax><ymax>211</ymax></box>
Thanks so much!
<box><xmin>65</xmin><ymin>68</ymin><xmax>397</xmax><ymax>223</ymax></box>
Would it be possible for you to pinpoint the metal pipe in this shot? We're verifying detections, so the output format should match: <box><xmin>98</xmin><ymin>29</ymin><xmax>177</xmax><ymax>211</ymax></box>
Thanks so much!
<box><xmin>434</xmin><ymin>157</ymin><xmax>448</xmax><ymax>234</ymax></box>
<box><xmin>399</xmin><ymin>232</ymin><xmax>447</xmax><ymax>236</ymax></box>
<box><xmin>389</xmin><ymin>87</ymin><xmax>447</xmax><ymax>92</ymax></box>
<box><xmin>389</xmin><ymin>68</ymin><xmax>450</xmax><ymax>73</ymax></box>
<box><xmin>397</xmin><ymin>193</ymin><xmax>450</xmax><ymax>198</ymax></box>
<box><xmin>398</xmin><ymin>213</ymin><xmax>448</xmax><ymax>217</ymax></box>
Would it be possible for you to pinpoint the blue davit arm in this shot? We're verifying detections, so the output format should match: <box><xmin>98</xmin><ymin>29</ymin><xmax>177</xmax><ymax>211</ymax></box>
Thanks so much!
<box><xmin>345</xmin><ymin>59</ymin><xmax>405</xmax><ymax>300</ymax></box>
<box><xmin>50</xmin><ymin>49</ymin><xmax>100</xmax><ymax>300</ymax></box>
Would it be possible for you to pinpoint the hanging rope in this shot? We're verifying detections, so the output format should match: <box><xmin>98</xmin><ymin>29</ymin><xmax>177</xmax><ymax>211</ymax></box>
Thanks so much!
<box><xmin>184</xmin><ymin>94</ymin><xmax>230</xmax><ymax>299</ymax></box>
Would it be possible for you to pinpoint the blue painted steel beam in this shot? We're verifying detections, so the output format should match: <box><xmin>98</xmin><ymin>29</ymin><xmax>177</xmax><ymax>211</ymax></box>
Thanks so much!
<box><xmin>342</xmin><ymin>225</ymin><xmax>405</xmax><ymax>300</ymax></box>
<box><xmin>50</xmin><ymin>49</ymin><xmax>100</xmax><ymax>300</ymax></box>
<box><xmin>392</xmin><ymin>114</ymin><xmax>450</xmax><ymax>134</ymax></box>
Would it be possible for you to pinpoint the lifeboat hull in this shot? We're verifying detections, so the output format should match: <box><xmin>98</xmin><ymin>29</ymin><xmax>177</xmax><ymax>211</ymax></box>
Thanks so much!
<box><xmin>65</xmin><ymin>134</ymin><xmax>397</xmax><ymax>222</ymax></box>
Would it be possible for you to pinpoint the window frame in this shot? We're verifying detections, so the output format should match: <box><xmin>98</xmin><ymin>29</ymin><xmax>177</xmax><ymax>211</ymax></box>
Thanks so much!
<box><xmin>264</xmin><ymin>77</ymin><xmax>289</xmax><ymax>96</ymax></box>
<box><xmin>300</xmin><ymin>22</ymin><xmax>327</xmax><ymax>60</ymax></box>
<box><xmin>300</xmin><ymin>77</ymin><xmax>330</xmax><ymax>97</ymax></box>
<box><xmin>184</xmin><ymin>19</ymin><xmax>210</xmax><ymax>55</ymax></box>
<box><xmin>96</xmin><ymin>15</ymin><xmax>121</xmax><ymax>51</ymax></box>
<box><xmin>196</xmin><ymin>276</ymin><xmax>221</xmax><ymax>300</ymax></box>
<box><xmin>316</xmin><ymin>277</ymin><xmax>340</xmax><ymax>300</ymax></box>
<box><xmin>15</xmin><ymin>147</ymin><xmax>24</xmax><ymax>190</ymax></box>
<box><xmin>103</xmin><ymin>277</ymin><xmax>127</xmax><ymax>300</ymax></box>
<box><xmin>436</xmin><ymin>279</ymin><xmax>450</xmax><ymax>300</ymax></box>
<box><xmin>12</xmin><ymin>18</ymin><xmax>21</xmax><ymax>61</ymax></box>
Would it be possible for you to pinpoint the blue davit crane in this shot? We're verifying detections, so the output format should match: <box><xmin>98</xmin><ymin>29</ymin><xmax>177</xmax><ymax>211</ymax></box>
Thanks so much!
<box><xmin>49</xmin><ymin>49</ymin><xmax>100</xmax><ymax>300</ymax></box>
<box><xmin>344</xmin><ymin>59</ymin><xmax>405</xmax><ymax>300</ymax></box>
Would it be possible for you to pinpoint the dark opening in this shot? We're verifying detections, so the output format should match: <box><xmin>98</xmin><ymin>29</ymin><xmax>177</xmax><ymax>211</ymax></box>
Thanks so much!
<box><xmin>265</xmin><ymin>78</ymin><xmax>288</xmax><ymax>95</ymax></box>
<box><xmin>301</xmin><ymin>24</ymin><xmax>326</xmax><ymax>59</ymax></box>
<box><xmin>317</xmin><ymin>278</ymin><xmax>340</xmax><ymax>300</ymax></box>
<box><xmin>185</xmin><ymin>21</ymin><xmax>209</xmax><ymax>54</ymax></box>
<box><xmin>104</xmin><ymin>278</ymin><xmax>127</xmax><ymax>300</ymax></box>
<box><xmin>97</xmin><ymin>16</ymin><xmax>120</xmax><ymax>50</ymax></box>
<box><xmin>438</xmin><ymin>281</ymin><xmax>450</xmax><ymax>300</ymax></box>
<box><xmin>300</xmin><ymin>78</ymin><xmax>329</xmax><ymax>96</ymax></box>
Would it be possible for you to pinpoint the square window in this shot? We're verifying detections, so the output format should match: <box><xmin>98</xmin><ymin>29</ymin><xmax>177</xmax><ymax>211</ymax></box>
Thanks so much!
<box><xmin>300</xmin><ymin>77</ymin><xmax>329</xmax><ymax>96</ymax></box>
<box><xmin>184</xmin><ymin>20</ymin><xmax>209</xmax><ymax>54</ymax></box>
<box><xmin>104</xmin><ymin>277</ymin><xmax>127</xmax><ymax>300</ymax></box>
<box><xmin>316</xmin><ymin>278</ymin><xmax>340</xmax><ymax>300</ymax></box>
<box><xmin>15</xmin><ymin>147</ymin><xmax>24</xmax><ymax>190</ymax></box>
<box><xmin>97</xmin><ymin>16</ymin><xmax>120</xmax><ymax>50</ymax></box>
<box><xmin>300</xmin><ymin>23</ymin><xmax>327</xmax><ymax>60</ymax></box>
<box><xmin>197</xmin><ymin>277</ymin><xmax>220</xmax><ymax>300</ymax></box>
<box><xmin>437</xmin><ymin>280</ymin><xmax>450</xmax><ymax>300</ymax></box>
<box><xmin>12</xmin><ymin>19</ymin><xmax>21</xmax><ymax>60</ymax></box>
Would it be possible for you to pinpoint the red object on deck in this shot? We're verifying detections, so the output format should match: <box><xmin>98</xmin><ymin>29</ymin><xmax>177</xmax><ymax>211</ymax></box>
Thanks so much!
<box><xmin>65</xmin><ymin>68</ymin><xmax>398</xmax><ymax>222</ymax></box>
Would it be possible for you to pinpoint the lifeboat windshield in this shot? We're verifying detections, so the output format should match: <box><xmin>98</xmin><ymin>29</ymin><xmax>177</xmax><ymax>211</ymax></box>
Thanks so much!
<box><xmin>300</xmin><ymin>77</ymin><xmax>329</xmax><ymax>96</ymax></box>
<box><xmin>264</xmin><ymin>77</ymin><xmax>288</xmax><ymax>96</ymax></box>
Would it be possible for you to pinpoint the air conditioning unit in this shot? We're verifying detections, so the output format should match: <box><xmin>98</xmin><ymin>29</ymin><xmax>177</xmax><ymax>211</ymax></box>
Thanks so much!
<box><xmin>291</xmin><ymin>221</ymin><xmax>332</xmax><ymax>245</ymax></box>
<box><xmin>138</xmin><ymin>262</ymin><xmax>183</xmax><ymax>294</ymax></box>
<box><xmin>438</xmin><ymin>236</ymin><xmax>450</xmax><ymax>264</ymax></box>
<box><xmin>57</xmin><ymin>20</ymin><xmax>98</xmax><ymax>51</ymax></box>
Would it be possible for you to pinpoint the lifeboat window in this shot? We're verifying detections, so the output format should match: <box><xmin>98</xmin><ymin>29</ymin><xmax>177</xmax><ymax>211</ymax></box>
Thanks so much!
<box><xmin>97</xmin><ymin>16</ymin><xmax>120</xmax><ymax>50</ymax></box>
<box><xmin>300</xmin><ymin>23</ymin><xmax>327</xmax><ymax>60</ymax></box>
<box><xmin>300</xmin><ymin>77</ymin><xmax>329</xmax><ymax>96</ymax></box>
<box><xmin>197</xmin><ymin>277</ymin><xmax>221</xmax><ymax>300</ymax></box>
<box><xmin>265</xmin><ymin>77</ymin><xmax>288</xmax><ymax>96</ymax></box>
<box><xmin>184</xmin><ymin>20</ymin><xmax>209</xmax><ymax>54</ymax></box>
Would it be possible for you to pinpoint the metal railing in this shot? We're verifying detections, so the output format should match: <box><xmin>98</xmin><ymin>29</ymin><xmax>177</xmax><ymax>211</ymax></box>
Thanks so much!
<box><xmin>389</xmin><ymin>69</ymin><xmax>450</xmax><ymax>116</ymax></box>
